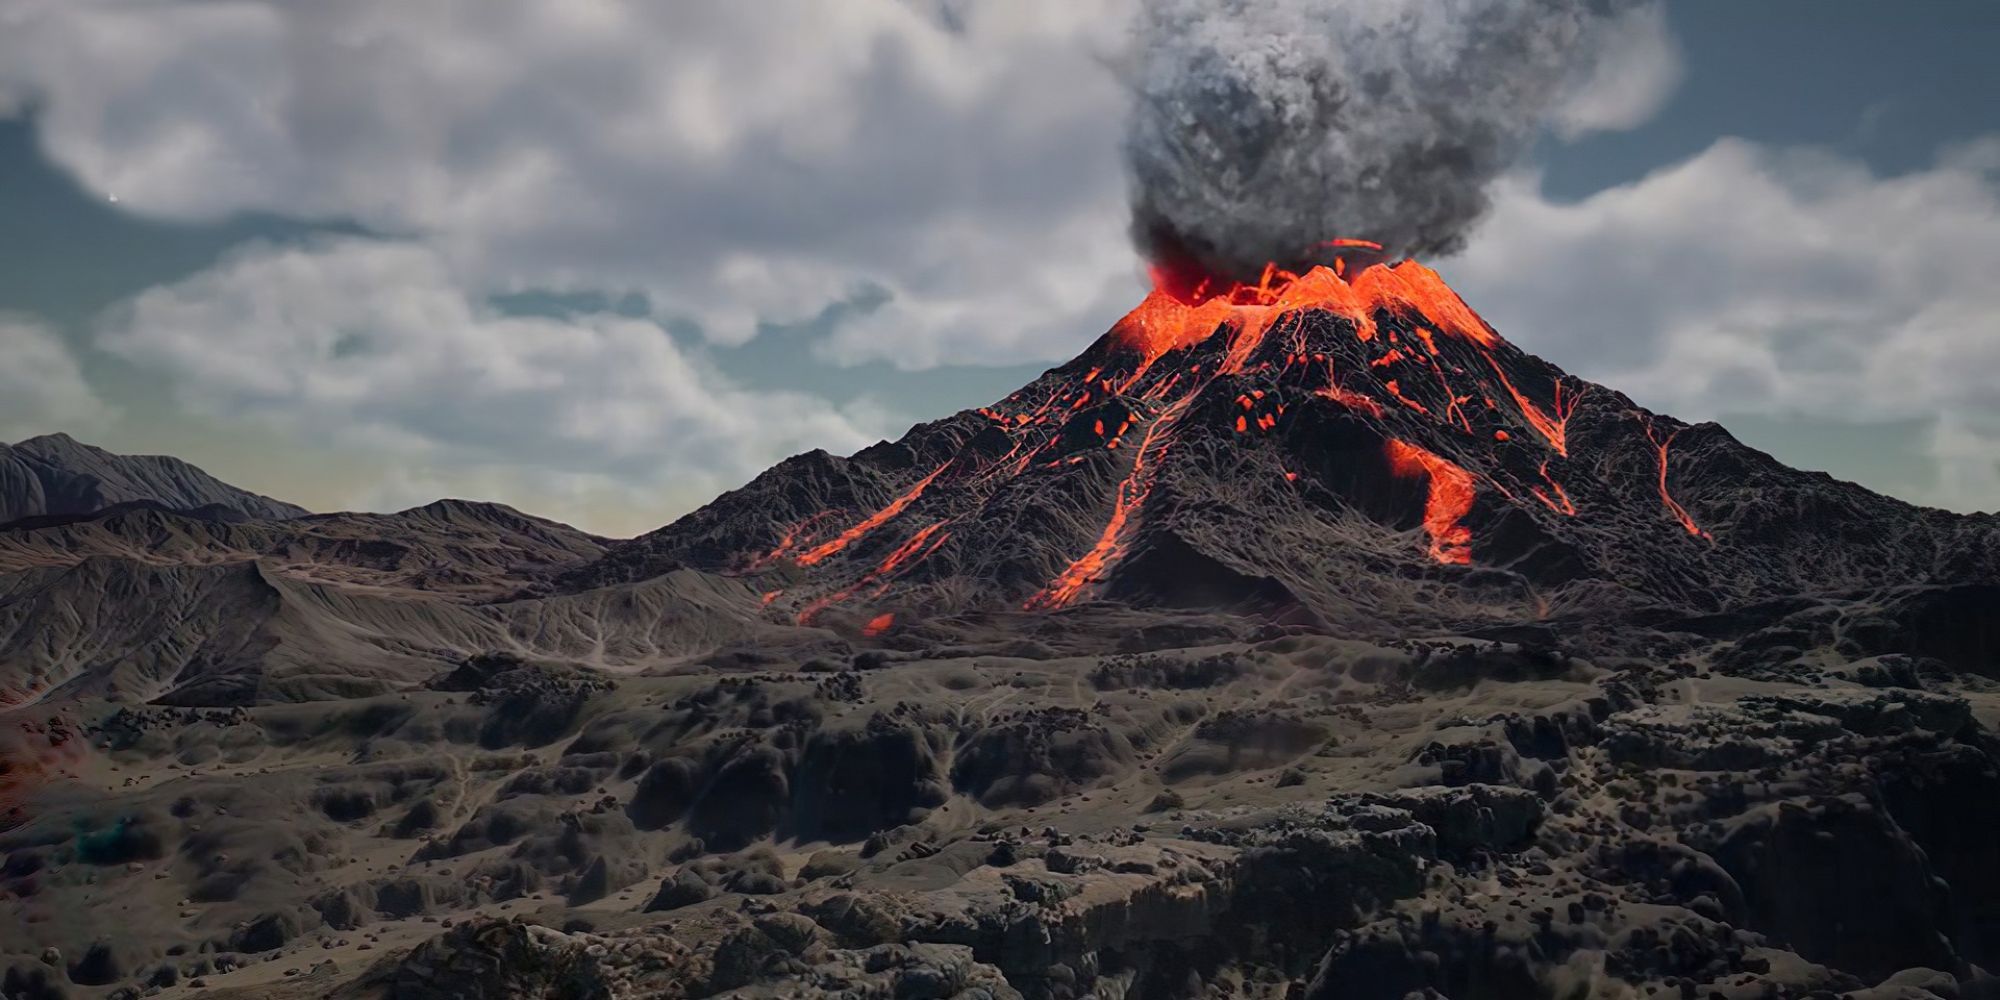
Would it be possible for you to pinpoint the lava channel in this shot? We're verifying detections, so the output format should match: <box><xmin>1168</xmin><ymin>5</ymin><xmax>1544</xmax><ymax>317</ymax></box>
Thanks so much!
<box><xmin>1384</xmin><ymin>439</ymin><xmax>1477</xmax><ymax>565</ymax></box>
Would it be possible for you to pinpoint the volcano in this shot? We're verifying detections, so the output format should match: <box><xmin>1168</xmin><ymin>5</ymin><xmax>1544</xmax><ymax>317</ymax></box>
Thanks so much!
<box><xmin>569</xmin><ymin>256</ymin><xmax>1999</xmax><ymax>648</ymax></box>
<box><xmin>7</xmin><ymin>258</ymin><xmax>2000</xmax><ymax>1000</ymax></box>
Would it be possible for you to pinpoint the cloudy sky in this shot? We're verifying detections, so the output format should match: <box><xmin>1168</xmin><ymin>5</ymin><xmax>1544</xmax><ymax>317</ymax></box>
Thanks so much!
<box><xmin>1</xmin><ymin>0</ymin><xmax>1997</xmax><ymax>535</ymax></box>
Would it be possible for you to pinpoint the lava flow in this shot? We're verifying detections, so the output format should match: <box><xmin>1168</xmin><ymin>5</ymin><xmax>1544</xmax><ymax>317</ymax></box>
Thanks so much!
<box><xmin>1384</xmin><ymin>439</ymin><xmax>1477</xmax><ymax>564</ymax></box>
<box><xmin>794</xmin><ymin>460</ymin><xmax>951</xmax><ymax>567</ymax></box>
<box><xmin>1025</xmin><ymin>252</ymin><xmax>1520</xmax><ymax>601</ymax></box>
<box><xmin>1024</xmin><ymin>389</ymin><xmax>1198</xmax><ymax>611</ymax></box>
<box><xmin>1640</xmin><ymin>417</ymin><xmax>1713</xmax><ymax>540</ymax></box>
<box><xmin>795</xmin><ymin>519</ymin><xmax>953</xmax><ymax>625</ymax></box>
<box><xmin>740</xmin><ymin>239</ymin><xmax>1730</xmax><ymax>621</ymax></box>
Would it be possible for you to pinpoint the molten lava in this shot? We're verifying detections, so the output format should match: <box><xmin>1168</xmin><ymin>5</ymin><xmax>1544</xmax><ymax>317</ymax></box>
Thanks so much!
<box><xmin>1113</xmin><ymin>257</ymin><xmax>1502</xmax><ymax>380</ymax></box>
<box><xmin>1025</xmin><ymin>389</ymin><xmax>1198</xmax><ymax>611</ymax></box>
<box><xmin>1531</xmin><ymin>460</ymin><xmax>1577</xmax><ymax>516</ymax></box>
<box><xmin>748</xmin><ymin>509</ymin><xmax>837</xmax><ymax>570</ymax></box>
<box><xmin>1640</xmin><ymin>418</ymin><xmax>1712</xmax><ymax>540</ymax></box>
<box><xmin>1490</xmin><ymin>365</ymin><xmax>1582</xmax><ymax>456</ymax></box>
<box><xmin>796</xmin><ymin>519</ymin><xmax>953</xmax><ymax>625</ymax></box>
<box><xmin>795</xmin><ymin>461</ymin><xmax>951</xmax><ymax>567</ymax></box>
<box><xmin>1384</xmin><ymin>439</ymin><xmax>1476</xmax><ymax>564</ymax></box>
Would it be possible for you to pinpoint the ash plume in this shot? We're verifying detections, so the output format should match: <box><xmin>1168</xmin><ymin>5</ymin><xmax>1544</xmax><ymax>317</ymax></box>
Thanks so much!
<box><xmin>1126</xmin><ymin>0</ymin><xmax>1656</xmax><ymax>281</ymax></box>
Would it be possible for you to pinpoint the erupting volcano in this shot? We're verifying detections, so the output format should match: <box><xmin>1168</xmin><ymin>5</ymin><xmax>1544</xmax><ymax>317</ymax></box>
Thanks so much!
<box><xmin>570</xmin><ymin>246</ymin><xmax>1992</xmax><ymax>638</ymax></box>
<box><xmin>10</xmin><ymin>244</ymin><xmax>2000</xmax><ymax>1000</ymax></box>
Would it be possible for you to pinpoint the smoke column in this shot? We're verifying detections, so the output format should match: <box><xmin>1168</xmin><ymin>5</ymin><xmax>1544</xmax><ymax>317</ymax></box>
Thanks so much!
<box><xmin>1126</xmin><ymin>0</ymin><xmax>1655</xmax><ymax>282</ymax></box>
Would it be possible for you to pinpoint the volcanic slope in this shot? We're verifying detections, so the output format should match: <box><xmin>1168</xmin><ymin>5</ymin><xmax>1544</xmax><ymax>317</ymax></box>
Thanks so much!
<box><xmin>569</xmin><ymin>260</ymin><xmax>2000</xmax><ymax>643</ymax></box>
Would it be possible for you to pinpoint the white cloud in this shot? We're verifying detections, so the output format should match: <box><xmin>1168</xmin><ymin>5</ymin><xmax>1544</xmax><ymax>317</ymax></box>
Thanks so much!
<box><xmin>95</xmin><ymin>238</ymin><xmax>892</xmax><ymax>515</ymax></box>
<box><xmin>23</xmin><ymin>0</ymin><xmax>1996</xmax><ymax>518</ymax></box>
<box><xmin>816</xmin><ymin>195</ymin><xmax>1146</xmax><ymax>370</ymax></box>
<box><xmin>0</xmin><ymin>0</ymin><xmax>1142</xmax><ymax>362</ymax></box>
<box><xmin>1447</xmin><ymin>137</ymin><xmax>2000</xmax><ymax>512</ymax></box>
<box><xmin>0</xmin><ymin>315</ymin><xmax>111</xmax><ymax>441</ymax></box>
<box><xmin>1551</xmin><ymin>4</ymin><xmax>1684</xmax><ymax>139</ymax></box>
<box><xmin>0</xmin><ymin>0</ymin><xmax>1691</xmax><ymax>382</ymax></box>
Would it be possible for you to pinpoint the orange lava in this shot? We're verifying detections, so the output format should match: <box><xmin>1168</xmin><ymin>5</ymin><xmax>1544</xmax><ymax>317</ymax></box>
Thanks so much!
<box><xmin>1489</xmin><ymin>363</ymin><xmax>1582</xmax><ymax>456</ymax></box>
<box><xmin>749</xmin><ymin>509</ymin><xmax>837</xmax><ymax>569</ymax></box>
<box><xmin>1530</xmin><ymin>460</ymin><xmax>1577</xmax><ymax>516</ymax></box>
<box><xmin>796</xmin><ymin>461</ymin><xmax>951</xmax><ymax>567</ymax></box>
<box><xmin>1108</xmin><ymin>290</ymin><xmax>1242</xmax><ymax>383</ymax></box>
<box><xmin>780</xmin><ymin>245</ymin><xmax>1615</xmax><ymax>613</ymax></box>
<box><xmin>874</xmin><ymin>520</ymin><xmax>951</xmax><ymax>578</ymax></box>
<box><xmin>1026</xmin><ymin>392</ymin><xmax>1197</xmax><ymax>610</ymax></box>
<box><xmin>1110</xmin><ymin>259</ymin><xmax>1505</xmax><ymax>383</ymax></box>
<box><xmin>1640</xmin><ymin>419</ymin><xmax>1712</xmax><ymax>540</ymax></box>
<box><xmin>1317</xmin><ymin>238</ymin><xmax>1386</xmax><ymax>252</ymax></box>
<box><xmin>794</xmin><ymin>520</ymin><xmax>953</xmax><ymax>625</ymax></box>
<box><xmin>862</xmin><ymin>613</ymin><xmax>895</xmax><ymax>636</ymax></box>
<box><xmin>1384</xmin><ymin>379</ymin><xmax>1430</xmax><ymax>415</ymax></box>
<box><xmin>1318</xmin><ymin>384</ymin><xmax>1386</xmax><ymax>417</ymax></box>
<box><xmin>1348</xmin><ymin>263</ymin><xmax>1503</xmax><ymax>349</ymax></box>
<box><xmin>1384</xmin><ymin>439</ymin><xmax>1476</xmax><ymax>564</ymax></box>
<box><xmin>1313</xmin><ymin>355</ymin><xmax>1387</xmax><ymax>417</ymax></box>
<box><xmin>1020</xmin><ymin>250</ymin><xmax>1446</xmax><ymax>609</ymax></box>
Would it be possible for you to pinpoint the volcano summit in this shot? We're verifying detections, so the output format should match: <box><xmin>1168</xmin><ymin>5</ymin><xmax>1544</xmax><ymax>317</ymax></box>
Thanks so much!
<box><xmin>3</xmin><ymin>258</ymin><xmax>1999</xmax><ymax>1000</ymax></box>
<box><xmin>579</xmin><ymin>256</ymin><xmax>2000</xmax><ymax>646</ymax></box>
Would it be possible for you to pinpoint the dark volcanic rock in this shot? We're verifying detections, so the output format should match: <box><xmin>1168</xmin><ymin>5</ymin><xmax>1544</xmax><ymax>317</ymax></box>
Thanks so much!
<box><xmin>786</xmin><ymin>718</ymin><xmax>950</xmax><ymax>842</ymax></box>
<box><xmin>645</xmin><ymin>870</ymin><xmax>715</xmax><ymax>913</ymax></box>
<box><xmin>0</xmin><ymin>432</ymin><xmax>307</xmax><ymax>524</ymax></box>
<box><xmin>1708</xmin><ymin>795</ymin><xmax>1958</xmax><ymax>980</ymax></box>
<box><xmin>349</xmin><ymin>919</ymin><xmax>610</xmax><ymax>1000</ymax></box>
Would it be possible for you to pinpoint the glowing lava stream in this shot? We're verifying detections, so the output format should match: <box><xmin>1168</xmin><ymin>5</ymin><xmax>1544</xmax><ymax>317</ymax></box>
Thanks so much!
<box><xmin>1531</xmin><ymin>460</ymin><xmax>1577</xmax><ymax>516</ymax></box>
<box><xmin>748</xmin><ymin>509</ymin><xmax>837</xmax><ymax>569</ymax></box>
<box><xmin>795</xmin><ymin>460</ymin><xmax>951</xmax><ymax>567</ymax></box>
<box><xmin>1028</xmin><ymin>255</ymin><xmax>1516</xmax><ymax>607</ymax></box>
<box><xmin>796</xmin><ymin>519</ymin><xmax>953</xmax><ymax>624</ymax></box>
<box><xmin>1640</xmin><ymin>418</ymin><xmax>1712</xmax><ymax>540</ymax></box>
<box><xmin>1384</xmin><ymin>439</ymin><xmax>1477</xmax><ymax>565</ymax></box>
<box><xmin>1024</xmin><ymin>391</ymin><xmax>1199</xmax><ymax>611</ymax></box>
<box><xmin>1488</xmin><ymin>362</ymin><xmax>1582</xmax><ymax>457</ymax></box>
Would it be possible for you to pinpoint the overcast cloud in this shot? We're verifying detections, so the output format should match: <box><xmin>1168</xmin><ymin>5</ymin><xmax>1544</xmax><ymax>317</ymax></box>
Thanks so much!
<box><xmin>0</xmin><ymin>315</ymin><xmax>110</xmax><ymax>442</ymax></box>
<box><xmin>96</xmin><ymin>237</ymin><xmax>895</xmax><ymax>511</ymax></box>
<box><xmin>0</xmin><ymin>0</ymin><xmax>1139</xmax><ymax>345</ymax></box>
<box><xmin>1</xmin><ymin>0</ymin><xmax>1996</xmax><ymax>523</ymax></box>
<box><xmin>1451</xmin><ymin>137</ymin><xmax>2000</xmax><ymax>510</ymax></box>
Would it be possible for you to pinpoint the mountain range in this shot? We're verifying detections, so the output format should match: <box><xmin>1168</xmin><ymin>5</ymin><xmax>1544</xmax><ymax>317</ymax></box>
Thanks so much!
<box><xmin>2</xmin><ymin>261</ymin><xmax>1997</xmax><ymax>1000</ymax></box>
<box><xmin>0</xmin><ymin>433</ymin><xmax>307</xmax><ymax>526</ymax></box>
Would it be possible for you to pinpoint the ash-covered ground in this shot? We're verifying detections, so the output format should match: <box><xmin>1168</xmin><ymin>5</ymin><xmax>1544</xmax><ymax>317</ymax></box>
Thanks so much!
<box><xmin>9</xmin><ymin>619</ymin><xmax>1999</xmax><ymax>999</ymax></box>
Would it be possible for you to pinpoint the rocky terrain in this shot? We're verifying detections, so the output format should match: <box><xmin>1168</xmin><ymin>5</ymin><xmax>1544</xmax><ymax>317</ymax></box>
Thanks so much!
<box><xmin>0</xmin><ymin>435</ymin><xmax>306</xmax><ymax>525</ymax></box>
<box><xmin>3</xmin><ymin>261</ymin><xmax>1998</xmax><ymax>999</ymax></box>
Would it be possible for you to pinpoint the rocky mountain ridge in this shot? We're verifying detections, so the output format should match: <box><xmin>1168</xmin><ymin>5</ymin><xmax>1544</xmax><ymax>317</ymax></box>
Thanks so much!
<box><xmin>0</xmin><ymin>434</ymin><xmax>308</xmax><ymax>526</ymax></box>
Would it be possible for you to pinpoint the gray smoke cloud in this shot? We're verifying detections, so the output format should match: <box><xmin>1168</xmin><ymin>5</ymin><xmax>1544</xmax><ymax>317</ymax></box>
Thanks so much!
<box><xmin>1126</xmin><ymin>0</ymin><xmax>1655</xmax><ymax>282</ymax></box>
